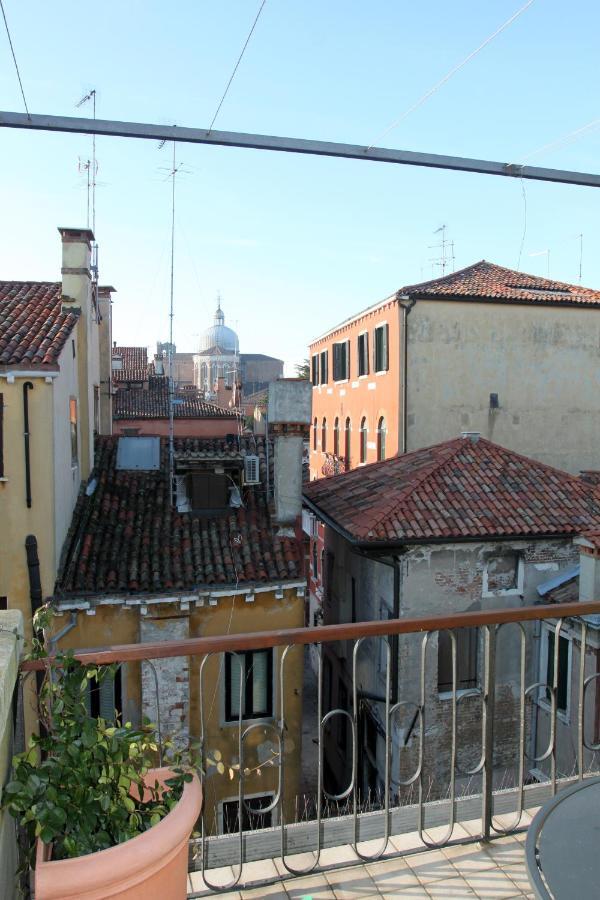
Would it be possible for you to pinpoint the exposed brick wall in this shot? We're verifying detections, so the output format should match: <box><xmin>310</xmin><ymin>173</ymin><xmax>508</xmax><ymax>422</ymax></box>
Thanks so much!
<box><xmin>141</xmin><ymin>616</ymin><xmax>190</xmax><ymax>749</ymax></box>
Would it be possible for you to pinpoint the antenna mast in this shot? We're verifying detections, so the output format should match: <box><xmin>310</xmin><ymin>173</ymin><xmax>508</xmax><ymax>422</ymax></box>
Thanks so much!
<box><xmin>429</xmin><ymin>225</ymin><xmax>453</xmax><ymax>274</ymax></box>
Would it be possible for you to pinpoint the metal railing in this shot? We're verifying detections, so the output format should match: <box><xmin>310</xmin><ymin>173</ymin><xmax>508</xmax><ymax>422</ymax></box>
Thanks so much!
<box><xmin>20</xmin><ymin>600</ymin><xmax>600</xmax><ymax>893</ymax></box>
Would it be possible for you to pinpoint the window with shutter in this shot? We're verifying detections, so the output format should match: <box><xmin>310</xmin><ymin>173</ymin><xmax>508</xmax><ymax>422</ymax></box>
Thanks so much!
<box><xmin>333</xmin><ymin>341</ymin><xmax>350</xmax><ymax>381</ymax></box>
<box><xmin>374</xmin><ymin>324</ymin><xmax>389</xmax><ymax>372</ymax></box>
<box><xmin>87</xmin><ymin>668</ymin><xmax>122</xmax><ymax>720</ymax></box>
<box><xmin>225</xmin><ymin>650</ymin><xmax>273</xmax><ymax>721</ymax></box>
<box><xmin>438</xmin><ymin>628</ymin><xmax>478</xmax><ymax>693</ymax></box>
<box><xmin>543</xmin><ymin>628</ymin><xmax>571</xmax><ymax>715</ymax></box>
<box><xmin>320</xmin><ymin>350</ymin><xmax>328</xmax><ymax>384</ymax></box>
<box><xmin>357</xmin><ymin>333</ymin><xmax>369</xmax><ymax>376</ymax></box>
<box><xmin>311</xmin><ymin>354</ymin><xmax>319</xmax><ymax>386</ymax></box>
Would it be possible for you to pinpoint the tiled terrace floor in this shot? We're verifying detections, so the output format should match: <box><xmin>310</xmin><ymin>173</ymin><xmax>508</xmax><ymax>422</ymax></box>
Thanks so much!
<box><xmin>188</xmin><ymin>812</ymin><xmax>537</xmax><ymax>899</ymax></box>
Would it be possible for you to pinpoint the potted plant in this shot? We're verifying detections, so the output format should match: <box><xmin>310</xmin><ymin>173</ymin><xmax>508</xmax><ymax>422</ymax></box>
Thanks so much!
<box><xmin>4</xmin><ymin>609</ymin><xmax>202</xmax><ymax>899</ymax></box>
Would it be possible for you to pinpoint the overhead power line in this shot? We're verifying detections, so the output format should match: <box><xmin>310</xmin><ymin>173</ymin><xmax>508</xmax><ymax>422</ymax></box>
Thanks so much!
<box><xmin>207</xmin><ymin>0</ymin><xmax>267</xmax><ymax>133</ymax></box>
<box><xmin>367</xmin><ymin>0</ymin><xmax>535</xmax><ymax>150</ymax></box>
<box><xmin>0</xmin><ymin>0</ymin><xmax>30</xmax><ymax>119</ymax></box>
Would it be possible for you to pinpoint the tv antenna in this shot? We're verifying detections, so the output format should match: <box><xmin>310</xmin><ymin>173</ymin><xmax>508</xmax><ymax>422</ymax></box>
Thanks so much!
<box><xmin>429</xmin><ymin>224</ymin><xmax>455</xmax><ymax>275</ymax></box>
<box><xmin>76</xmin><ymin>89</ymin><xmax>97</xmax><ymax>232</ymax></box>
<box><xmin>577</xmin><ymin>233</ymin><xmax>583</xmax><ymax>284</ymax></box>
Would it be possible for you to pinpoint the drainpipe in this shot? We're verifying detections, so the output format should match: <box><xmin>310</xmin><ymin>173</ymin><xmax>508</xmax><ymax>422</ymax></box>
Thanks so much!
<box><xmin>399</xmin><ymin>298</ymin><xmax>416</xmax><ymax>455</ymax></box>
<box><xmin>25</xmin><ymin>535</ymin><xmax>42</xmax><ymax>618</ymax></box>
<box><xmin>23</xmin><ymin>381</ymin><xmax>33</xmax><ymax>507</ymax></box>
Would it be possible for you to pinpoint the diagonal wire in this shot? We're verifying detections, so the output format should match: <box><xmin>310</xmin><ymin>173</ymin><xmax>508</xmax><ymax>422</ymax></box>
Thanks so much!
<box><xmin>207</xmin><ymin>0</ymin><xmax>267</xmax><ymax>134</ymax></box>
<box><xmin>0</xmin><ymin>0</ymin><xmax>30</xmax><ymax>118</ymax></box>
<box><xmin>520</xmin><ymin>117</ymin><xmax>600</xmax><ymax>162</ymax></box>
<box><xmin>367</xmin><ymin>0</ymin><xmax>535</xmax><ymax>150</ymax></box>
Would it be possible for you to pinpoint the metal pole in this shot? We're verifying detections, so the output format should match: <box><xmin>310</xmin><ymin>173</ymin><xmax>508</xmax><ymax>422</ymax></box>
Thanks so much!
<box><xmin>481</xmin><ymin>624</ymin><xmax>497</xmax><ymax>840</ymax></box>
<box><xmin>2</xmin><ymin>111</ymin><xmax>600</xmax><ymax>188</ymax></box>
<box><xmin>168</xmin><ymin>142</ymin><xmax>176</xmax><ymax>506</ymax></box>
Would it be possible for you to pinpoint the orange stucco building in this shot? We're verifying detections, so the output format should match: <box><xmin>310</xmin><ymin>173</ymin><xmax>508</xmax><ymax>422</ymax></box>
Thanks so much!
<box><xmin>308</xmin><ymin>294</ymin><xmax>402</xmax><ymax>481</ymax></box>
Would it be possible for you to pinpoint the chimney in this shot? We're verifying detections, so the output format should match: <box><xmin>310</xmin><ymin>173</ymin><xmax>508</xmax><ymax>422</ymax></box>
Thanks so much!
<box><xmin>97</xmin><ymin>285</ymin><xmax>115</xmax><ymax>435</ymax></box>
<box><xmin>58</xmin><ymin>227</ymin><xmax>94</xmax><ymax>312</ymax></box>
<box><xmin>268</xmin><ymin>379</ymin><xmax>311</xmax><ymax>530</ymax></box>
<box><xmin>576</xmin><ymin>533</ymin><xmax>600</xmax><ymax>603</ymax></box>
<box><xmin>461</xmin><ymin>431</ymin><xmax>480</xmax><ymax>444</ymax></box>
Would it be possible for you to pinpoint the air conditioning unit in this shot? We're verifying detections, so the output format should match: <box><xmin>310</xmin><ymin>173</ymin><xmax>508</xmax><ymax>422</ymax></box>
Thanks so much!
<box><xmin>244</xmin><ymin>454</ymin><xmax>260</xmax><ymax>485</ymax></box>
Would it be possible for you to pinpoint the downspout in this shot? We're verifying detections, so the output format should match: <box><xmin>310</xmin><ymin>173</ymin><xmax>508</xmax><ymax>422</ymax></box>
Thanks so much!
<box><xmin>25</xmin><ymin>535</ymin><xmax>42</xmax><ymax>618</ymax></box>
<box><xmin>399</xmin><ymin>297</ymin><xmax>416</xmax><ymax>455</ymax></box>
<box><xmin>23</xmin><ymin>381</ymin><xmax>33</xmax><ymax>507</ymax></box>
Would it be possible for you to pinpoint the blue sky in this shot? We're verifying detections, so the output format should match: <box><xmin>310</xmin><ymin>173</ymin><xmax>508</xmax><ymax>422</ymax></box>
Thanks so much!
<box><xmin>1</xmin><ymin>0</ymin><xmax>599</xmax><ymax>370</ymax></box>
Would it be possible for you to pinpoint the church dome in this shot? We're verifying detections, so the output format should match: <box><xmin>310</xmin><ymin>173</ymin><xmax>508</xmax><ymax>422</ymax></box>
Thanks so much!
<box><xmin>199</xmin><ymin>301</ymin><xmax>239</xmax><ymax>355</ymax></box>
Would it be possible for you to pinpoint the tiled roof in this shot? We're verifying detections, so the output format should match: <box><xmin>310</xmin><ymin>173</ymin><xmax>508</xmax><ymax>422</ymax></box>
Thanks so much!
<box><xmin>58</xmin><ymin>436</ymin><xmax>301</xmax><ymax>594</ymax></box>
<box><xmin>113</xmin><ymin>385</ymin><xmax>240</xmax><ymax>419</ymax></box>
<box><xmin>401</xmin><ymin>260</ymin><xmax>600</xmax><ymax>306</ymax></box>
<box><xmin>303</xmin><ymin>437</ymin><xmax>600</xmax><ymax>544</ymax></box>
<box><xmin>112</xmin><ymin>346</ymin><xmax>149</xmax><ymax>382</ymax></box>
<box><xmin>0</xmin><ymin>281</ymin><xmax>79</xmax><ymax>367</ymax></box>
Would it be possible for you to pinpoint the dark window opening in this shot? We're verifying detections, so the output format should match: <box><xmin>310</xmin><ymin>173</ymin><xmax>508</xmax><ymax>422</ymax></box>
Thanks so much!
<box><xmin>313</xmin><ymin>417</ymin><xmax>318</xmax><ymax>450</ymax></box>
<box><xmin>87</xmin><ymin>667</ymin><xmax>122</xmax><ymax>721</ymax></box>
<box><xmin>222</xmin><ymin>796</ymin><xmax>272</xmax><ymax>834</ymax></box>
<box><xmin>321</xmin><ymin>417</ymin><xmax>327</xmax><ymax>453</ymax></box>
<box><xmin>377</xmin><ymin>417</ymin><xmax>386</xmax><ymax>461</ymax></box>
<box><xmin>360</xmin><ymin>417</ymin><xmax>367</xmax><ymax>463</ymax></box>
<box><xmin>545</xmin><ymin>630</ymin><xmax>569</xmax><ymax>713</ymax></box>
<box><xmin>344</xmin><ymin>417</ymin><xmax>351</xmax><ymax>466</ymax></box>
<box><xmin>333</xmin><ymin>417</ymin><xmax>340</xmax><ymax>457</ymax></box>
<box><xmin>311</xmin><ymin>354</ymin><xmax>319</xmax><ymax>386</ymax></box>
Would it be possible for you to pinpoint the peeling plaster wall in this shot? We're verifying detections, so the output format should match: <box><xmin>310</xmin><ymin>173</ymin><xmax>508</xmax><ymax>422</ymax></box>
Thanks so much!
<box><xmin>322</xmin><ymin>526</ymin><xmax>579</xmax><ymax>797</ymax></box>
<box><xmin>141</xmin><ymin>616</ymin><xmax>190</xmax><ymax>748</ymax></box>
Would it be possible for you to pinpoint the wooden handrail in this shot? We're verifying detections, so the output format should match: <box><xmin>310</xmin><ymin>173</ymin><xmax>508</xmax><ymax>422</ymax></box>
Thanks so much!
<box><xmin>20</xmin><ymin>600</ymin><xmax>600</xmax><ymax>670</ymax></box>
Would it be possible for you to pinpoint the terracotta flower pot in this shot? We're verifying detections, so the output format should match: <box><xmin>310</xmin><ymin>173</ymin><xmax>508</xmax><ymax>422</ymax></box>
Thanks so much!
<box><xmin>34</xmin><ymin>767</ymin><xmax>202</xmax><ymax>900</ymax></box>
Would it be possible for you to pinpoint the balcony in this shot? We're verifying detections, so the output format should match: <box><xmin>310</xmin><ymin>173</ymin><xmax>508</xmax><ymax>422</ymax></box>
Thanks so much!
<box><xmin>18</xmin><ymin>600</ymin><xmax>600</xmax><ymax>898</ymax></box>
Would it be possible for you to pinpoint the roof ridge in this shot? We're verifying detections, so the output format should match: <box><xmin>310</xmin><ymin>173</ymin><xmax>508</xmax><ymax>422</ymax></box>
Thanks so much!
<box><xmin>473</xmin><ymin>436</ymin><xmax>592</xmax><ymax>489</ymax></box>
<box><xmin>400</xmin><ymin>260</ymin><xmax>488</xmax><ymax>295</ymax></box>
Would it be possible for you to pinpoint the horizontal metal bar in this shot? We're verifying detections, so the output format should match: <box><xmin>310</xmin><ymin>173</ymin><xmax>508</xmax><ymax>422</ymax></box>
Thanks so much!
<box><xmin>21</xmin><ymin>600</ymin><xmax>600</xmax><ymax>669</ymax></box>
<box><xmin>2</xmin><ymin>111</ymin><xmax>600</xmax><ymax>187</ymax></box>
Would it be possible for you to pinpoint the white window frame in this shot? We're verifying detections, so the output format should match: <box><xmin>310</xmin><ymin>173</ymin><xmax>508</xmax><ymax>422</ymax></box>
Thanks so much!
<box><xmin>218</xmin><ymin>791</ymin><xmax>277</xmax><ymax>833</ymax></box>
<box><xmin>538</xmin><ymin>623</ymin><xmax>573</xmax><ymax>724</ymax></box>
<box><xmin>221</xmin><ymin>649</ymin><xmax>276</xmax><ymax>728</ymax></box>
<box><xmin>482</xmin><ymin>554</ymin><xmax>524</xmax><ymax>597</ymax></box>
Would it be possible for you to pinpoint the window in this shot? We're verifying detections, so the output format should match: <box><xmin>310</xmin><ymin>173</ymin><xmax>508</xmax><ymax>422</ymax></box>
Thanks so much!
<box><xmin>483</xmin><ymin>553</ymin><xmax>523</xmax><ymax>595</ymax></box>
<box><xmin>333</xmin><ymin>340</ymin><xmax>350</xmax><ymax>381</ymax></box>
<box><xmin>225</xmin><ymin>650</ymin><xmax>273</xmax><ymax>721</ymax></box>
<box><xmin>222</xmin><ymin>795</ymin><xmax>273</xmax><ymax>833</ymax></box>
<box><xmin>312</xmin><ymin>539</ymin><xmax>318</xmax><ymax>575</ymax></box>
<box><xmin>359</xmin><ymin>417</ymin><xmax>367</xmax><ymax>463</ymax></box>
<box><xmin>112</xmin><ymin>355</ymin><xmax>123</xmax><ymax>371</ymax></box>
<box><xmin>311</xmin><ymin>354</ymin><xmax>319</xmax><ymax>386</ymax></box>
<box><xmin>188</xmin><ymin>472</ymin><xmax>228</xmax><ymax>510</ymax></box>
<box><xmin>86</xmin><ymin>667</ymin><xmax>122</xmax><ymax>721</ymax></box>
<box><xmin>344</xmin><ymin>417</ymin><xmax>351</xmax><ymax>466</ymax></box>
<box><xmin>321</xmin><ymin>417</ymin><xmax>327</xmax><ymax>453</ymax></box>
<box><xmin>0</xmin><ymin>393</ymin><xmax>4</xmax><ymax>477</ymax></box>
<box><xmin>541</xmin><ymin>627</ymin><xmax>571</xmax><ymax>715</ymax></box>
<box><xmin>333</xmin><ymin>417</ymin><xmax>340</xmax><ymax>457</ymax></box>
<box><xmin>313</xmin><ymin>417</ymin><xmax>318</xmax><ymax>450</ymax></box>
<box><xmin>357</xmin><ymin>332</ymin><xmax>369</xmax><ymax>376</ymax></box>
<box><xmin>374</xmin><ymin>324</ymin><xmax>389</xmax><ymax>372</ymax></box>
<box><xmin>377</xmin><ymin>417</ymin><xmax>387</xmax><ymax>461</ymax></box>
<box><xmin>320</xmin><ymin>350</ymin><xmax>329</xmax><ymax>385</ymax></box>
<box><xmin>69</xmin><ymin>397</ymin><xmax>78</xmax><ymax>465</ymax></box>
<box><xmin>438</xmin><ymin>628</ymin><xmax>478</xmax><ymax>693</ymax></box>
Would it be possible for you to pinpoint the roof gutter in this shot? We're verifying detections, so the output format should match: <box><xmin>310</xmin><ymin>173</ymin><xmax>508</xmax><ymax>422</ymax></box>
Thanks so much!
<box><xmin>303</xmin><ymin>495</ymin><xmax>583</xmax><ymax>550</ymax></box>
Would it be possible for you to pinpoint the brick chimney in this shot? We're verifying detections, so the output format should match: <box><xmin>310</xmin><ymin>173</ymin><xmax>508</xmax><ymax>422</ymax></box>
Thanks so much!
<box><xmin>58</xmin><ymin>227</ymin><xmax>94</xmax><ymax>312</ymax></box>
<box><xmin>268</xmin><ymin>379</ymin><xmax>311</xmax><ymax>531</ymax></box>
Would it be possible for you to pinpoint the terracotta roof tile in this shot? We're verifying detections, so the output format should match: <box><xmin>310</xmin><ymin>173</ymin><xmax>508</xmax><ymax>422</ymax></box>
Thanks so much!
<box><xmin>113</xmin><ymin>384</ymin><xmax>240</xmax><ymax>420</ymax></box>
<box><xmin>400</xmin><ymin>260</ymin><xmax>600</xmax><ymax>306</ymax></box>
<box><xmin>58</xmin><ymin>435</ymin><xmax>301</xmax><ymax>594</ymax></box>
<box><xmin>303</xmin><ymin>437</ymin><xmax>600</xmax><ymax>543</ymax></box>
<box><xmin>0</xmin><ymin>281</ymin><xmax>79</xmax><ymax>367</ymax></box>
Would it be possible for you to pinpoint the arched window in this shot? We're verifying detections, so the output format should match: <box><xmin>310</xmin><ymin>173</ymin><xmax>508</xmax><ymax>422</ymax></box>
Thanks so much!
<box><xmin>344</xmin><ymin>417</ymin><xmax>351</xmax><ymax>466</ymax></box>
<box><xmin>360</xmin><ymin>417</ymin><xmax>367</xmax><ymax>464</ymax></box>
<box><xmin>377</xmin><ymin>416</ymin><xmax>387</xmax><ymax>461</ymax></box>
<box><xmin>333</xmin><ymin>417</ymin><xmax>340</xmax><ymax>457</ymax></box>
<box><xmin>321</xmin><ymin>417</ymin><xmax>327</xmax><ymax>453</ymax></box>
<box><xmin>313</xmin><ymin>417</ymin><xmax>318</xmax><ymax>451</ymax></box>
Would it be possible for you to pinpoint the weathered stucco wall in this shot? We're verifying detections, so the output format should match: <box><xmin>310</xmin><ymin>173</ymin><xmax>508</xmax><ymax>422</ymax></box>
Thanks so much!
<box><xmin>322</xmin><ymin>526</ymin><xmax>579</xmax><ymax>797</ymax></box>
<box><xmin>55</xmin><ymin>585</ymin><xmax>305</xmax><ymax>832</ymax></box>
<box><xmin>407</xmin><ymin>299</ymin><xmax>600</xmax><ymax>472</ymax></box>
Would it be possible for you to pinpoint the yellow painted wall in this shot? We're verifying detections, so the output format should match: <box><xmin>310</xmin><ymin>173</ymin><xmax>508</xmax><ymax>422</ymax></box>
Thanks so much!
<box><xmin>54</xmin><ymin>586</ymin><xmax>306</xmax><ymax>832</ymax></box>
